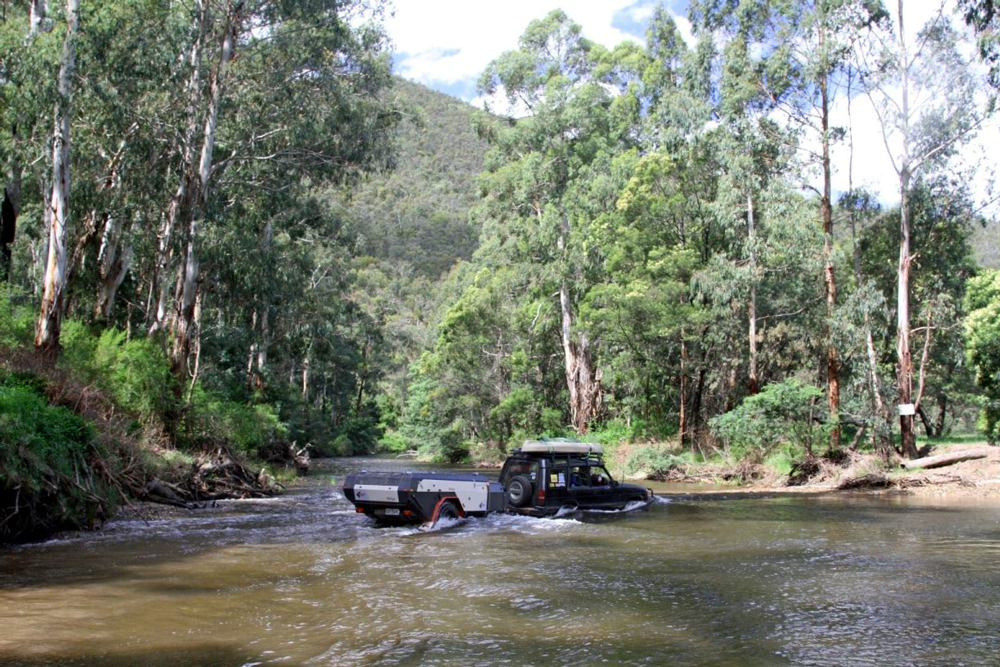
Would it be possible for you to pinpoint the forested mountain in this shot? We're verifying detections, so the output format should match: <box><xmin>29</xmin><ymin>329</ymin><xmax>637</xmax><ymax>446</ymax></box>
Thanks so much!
<box><xmin>344</xmin><ymin>78</ymin><xmax>487</xmax><ymax>281</ymax></box>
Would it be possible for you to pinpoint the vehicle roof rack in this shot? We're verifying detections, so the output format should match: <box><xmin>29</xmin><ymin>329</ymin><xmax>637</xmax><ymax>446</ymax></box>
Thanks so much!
<box><xmin>519</xmin><ymin>439</ymin><xmax>603</xmax><ymax>455</ymax></box>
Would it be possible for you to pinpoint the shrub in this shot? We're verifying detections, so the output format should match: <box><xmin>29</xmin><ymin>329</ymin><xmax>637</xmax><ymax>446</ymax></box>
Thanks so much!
<box><xmin>55</xmin><ymin>322</ymin><xmax>176</xmax><ymax>430</ymax></box>
<box><xmin>376</xmin><ymin>431</ymin><xmax>410</xmax><ymax>454</ymax></box>
<box><xmin>184</xmin><ymin>386</ymin><xmax>287</xmax><ymax>455</ymax></box>
<box><xmin>0</xmin><ymin>286</ymin><xmax>34</xmax><ymax>348</ymax></box>
<box><xmin>93</xmin><ymin>329</ymin><xmax>174</xmax><ymax>426</ymax></box>
<box><xmin>709</xmin><ymin>379</ymin><xmax>826</xmax><ymax>463</ymax></box>
<box><xmin>622</xmin><ymin>444</ymin><xmax>695</xmax><ymax>479</ymax></box>
<box><xmin>0</xmin><ymin>378</ymin><xmax>114</xmax><ymax>541</ymax></box>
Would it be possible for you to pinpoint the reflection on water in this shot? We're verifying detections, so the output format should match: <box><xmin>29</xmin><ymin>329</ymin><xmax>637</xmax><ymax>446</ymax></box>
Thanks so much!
<box><xmin>1</xmin><ymin>458</ymin><xmax>999</xmax><ymax>666</ymax></box>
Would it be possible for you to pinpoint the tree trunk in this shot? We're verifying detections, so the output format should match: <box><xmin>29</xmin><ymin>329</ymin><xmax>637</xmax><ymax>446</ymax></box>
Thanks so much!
<box><xmin>170</xmin><ymin>1</ymin><xmax>237</xmax><ymax>386</ymax></box>
<box><xmin>256</xmin><ymin>219</ymin><xmax>273</xmax><ymax>378</ymax></box>
<box><xmin>355</xmin><ymin>336</ymin><xmax>370</xmax><ymax>417</ymax></box>
<box><xmin>149</xmin><ymin>1</ymin><xmax>209</xmax><ymax>334</ymax></box>
<box><xmin>560</xmin><ymin>283</ymin><xmax>600</xmax><ymax>433</ymax></box>
<box><xmin>899</xmin><ymin>448</ymin><xmax>989</xmax><ymax>470</ymax></box>
<box><xmin>916</xmin><ymin>404</ymin><xmax>934</xmax><ymax>438</ymax></box>
<box><xmin>934</xmin><ymin>394</ymin><xmax>946</xmax><ymax>437</ymax></box>
<box><xmin>35</xmin><ymin>0</ymin><xmax>79</xmax><ymax>356</ymax></box>
<box><xmin>94</xmin><ymin>215</ymin><xmax>132</xmax><ymax>323</ymax></box>
<box><xmin>747</xmin><ymin>194</ymin><xmax>758</xmax><ymax>395</ymax></box>
<box><xmin>820</xmin><ymin>44</ymin><xmax>840</xmax><ymax>449</ymax></box>
<box><xmin>30</xmin><ymin>0</ymin><xmax>47</xmax><ymax>33</ymax></box>
<box><xmin>301</xmin><ymin>353</ymin><xmax>310</xmax><ymax>401</ymax></box>
<box><xmin>679</xmin><ymin>335</ymin><xmax>688</xmax><ymax>444</ymax></box>
<box><xmin>894</xmin><ymin>0</ymin><xmax>919</xmax><ymax>459</ymax></box>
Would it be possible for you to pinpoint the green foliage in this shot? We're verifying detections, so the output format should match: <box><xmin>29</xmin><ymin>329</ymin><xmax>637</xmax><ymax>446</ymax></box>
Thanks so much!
<box><xmin>184</xmin><ymin>386</ymin><xmax>287</xmax><ymax>455</ymax></box>
<box><xmin>622</xmin><ymin>446</ymin><xmax>698</xmax><ymax>479</ymax></box>
<box><xmin>58</xmin><ymin>321</ymin><xmax>175</xmax><ymax>429</ymax></box>
<box><xmin>710</xmin><ymin>380</ymin><xmax>826</xmax><ymax>462</ymax></box>
<box><xmin>0</xmin><ymin>387</ymin><xmax>91</xmax><ymax>482</ymax></box>
<box><xmin>376</xmin><ymin>431</ymin><xmax>410</xmax><ymax>454</ymax></box>
<box><xmin>0</xmin><ymin>288</ymin><xmax>34</xmax><ymax>348</ymax></box>
<box><xmin>0</xmin><ymin>374</ymin><xmax>114</xmax><ymax>540</ymax></box>
<box><xmin>964</xmin><ymin>270</ymin><xmax>1000</xmax><ymax>442</ymax></box>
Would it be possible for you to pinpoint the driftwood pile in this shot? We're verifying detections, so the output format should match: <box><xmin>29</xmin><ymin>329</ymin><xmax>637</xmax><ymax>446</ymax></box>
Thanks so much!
<box><xmin>142</xmin><ymin>447</ymin><xmax>282</xmax><ymax>509</ymax></box>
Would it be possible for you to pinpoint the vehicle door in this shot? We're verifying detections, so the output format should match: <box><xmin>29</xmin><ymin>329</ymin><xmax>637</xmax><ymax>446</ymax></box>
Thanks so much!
<box><xmin>542</xmin><ymin>459</ymin><xmax>570</xmax><ymax>506</ymax></box>
<box><xmin>567</xmin><ymin>464</ymin><xmax>622</xmax><ymax>509</ymax></box>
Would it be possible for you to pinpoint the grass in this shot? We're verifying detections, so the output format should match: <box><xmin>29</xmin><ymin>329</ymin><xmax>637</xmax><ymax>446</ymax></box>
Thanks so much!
<box><xmin>916</xmin><ymin>433</ymin><xmax>989</xmax><ymax>448</ymax></box>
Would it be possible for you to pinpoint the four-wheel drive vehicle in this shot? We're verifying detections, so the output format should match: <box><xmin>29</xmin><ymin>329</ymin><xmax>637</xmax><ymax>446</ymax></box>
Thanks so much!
<box><xmin>343</xmin><ymin>439</ymin><xmax>653</xmax><ymax>526</ymax></box>
<box><xmin>499</xmin><ymin>440</ymin><xmax>653</xmax><ymax>517</ymax></box>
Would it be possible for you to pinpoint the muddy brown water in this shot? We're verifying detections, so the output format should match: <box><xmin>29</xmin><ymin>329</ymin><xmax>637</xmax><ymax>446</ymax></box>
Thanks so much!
<box><xmin>1</xmin><ymin>457</ymin><xmax>999</xmax><ymax>667</ymax></box>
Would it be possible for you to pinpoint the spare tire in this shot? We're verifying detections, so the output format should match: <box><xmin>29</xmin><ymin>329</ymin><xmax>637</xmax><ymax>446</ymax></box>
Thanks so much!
<box><xmin>507</xmin><ymin>475</ymin><xmax>534</xmax><ymax>507</ymax></box>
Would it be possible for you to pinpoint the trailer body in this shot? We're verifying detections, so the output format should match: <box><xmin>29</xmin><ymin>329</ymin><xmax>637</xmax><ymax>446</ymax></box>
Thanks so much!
<box><xmin>343</xmin><ymin>470</ymin><xmax>506</xmax><ymax>526</ymax></box>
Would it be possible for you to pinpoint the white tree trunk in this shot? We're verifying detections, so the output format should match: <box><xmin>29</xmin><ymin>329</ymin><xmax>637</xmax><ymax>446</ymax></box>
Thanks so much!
<box><xmin>747</xmin><ymin>194</ymin><xmax>758</xmax><ymax>396</ymax></box>
<box><xmin>29</xmin><ymin>0</ymin><xmax>47</xmax><ymax>33</ymax></box>
<box><xmin>895</xmin><ymin>0</ymin><xmax>918</xmax><ymax>459</ymax></box>
<box><xmin>94</xmin><ymin>215</ymin><xmax>132</xmax><ymax>322</ymax></box>
<box><xmin>149</xmin><ymin>0</ymin><xmax>209</xmax><ymax>334</ymax></box>
<box><xmin>171</xmin><ymin>1</ymin><xmax>238</xmax><ymax>382</ymax></box>
<box><xmin>35</xmin><ymin>0</ymin><xmax>79</xmax><ymax>354</ymax></box>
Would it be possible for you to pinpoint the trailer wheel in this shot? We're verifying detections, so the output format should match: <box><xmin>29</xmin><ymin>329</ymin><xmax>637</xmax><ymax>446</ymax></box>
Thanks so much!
<box><xmin>437</xmin><ymin>501</ymin><xmax>459</xmax><ymax>521</ymax></box>
<box><xmin>507</xmin><ymin>475</ymin><xmax>534</xmax><ymax>507</ymax></box>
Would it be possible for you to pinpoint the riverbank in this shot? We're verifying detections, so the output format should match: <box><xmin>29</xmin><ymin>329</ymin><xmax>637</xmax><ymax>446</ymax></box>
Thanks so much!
<box><xmin>646</xmin><ymin>444</ymin><xmax>1000</xmax><ymax>500</ymax></box>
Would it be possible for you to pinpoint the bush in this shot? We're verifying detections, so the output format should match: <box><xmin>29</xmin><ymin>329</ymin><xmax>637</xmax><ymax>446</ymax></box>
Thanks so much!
<box><xmin>94</xmin><ymin>329</ymin><xmax>174</xmax><ymax>426</ymax></box>
<box><xmin>57</xmin><ymin>322</ymin><xmax>176</xmax><ymax>430</ymax></box>
<box><xmin>0</xmin><ymin>377</ymin><xmax>114</xmax><ymax>541</ymax></box>
<box><xmin>622</xmin><ymin>444</ymin><xmax>695</xmax><ymax>479</ymax></box>
<box><xmin>0</xmin><ymin>286</ymin><xmax>34</xmax><ymax>348</ymax></box>
<box><xmin>376</xmin><ymin>431</ymin><xmax>410</xmax><ymax>454</ymax></box>
<box><xmin>184</xmin><ymin>386</ymin><xmax>287</xmax><ymax>455</ymax></box>
<box><xmin>709</xmin><ymin>379</ymin><xmax>826</xmax><ymax>463</ymax></box>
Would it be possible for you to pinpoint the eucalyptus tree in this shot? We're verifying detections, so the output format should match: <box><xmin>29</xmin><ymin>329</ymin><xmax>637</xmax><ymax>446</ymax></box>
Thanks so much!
<box><xmin>34</xmin><ymin>0</ymin><xmax>78</xmax><ymax>355</ymax></box>
<box><xmin>690</xmin><ymin>0</ymin><xmax>888</xmax><ymax>448</ymax></box>
<box><xmin>475</xmin><ymin>10</ymin><xmax>633</xmax><ymax>433</ymax></box>
<box><xmin>960</xmin><ymin>0</ymin><xmax>1000</xmax><ymax>87</ymax></box>
<box><xmin>856</xmin><ymin>178</ymin><xmax>981</xmax><ymax>437</ymax></box>
<box><xmin>685</xmin><ymin>2</ymin><xmax>806</xmax><ymax>411</ymax></box>
<box><xmin>580</xmin><ymin>10</ymin><xmax>725</xmax><ymax>443</ymax></box>
<box><xmin>856</xmin><ymin>0</ymin><xmax>985</xmax><ymax>457</ymax></box>
<box><xmin>141</xmin><ymin>0</ymin><xmax>397</xmax><ymax>395</ymax></box>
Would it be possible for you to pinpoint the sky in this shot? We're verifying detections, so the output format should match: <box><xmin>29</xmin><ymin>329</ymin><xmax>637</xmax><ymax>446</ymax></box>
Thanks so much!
<box><xmin>383</xmin><ymin>1</ymin><xmax>998</xmax><ymax>212</ymax></box>
<box><xmin>385</xmin><ymin>0</ymin><xmax>681</xmax><ymax>102</ymax></box>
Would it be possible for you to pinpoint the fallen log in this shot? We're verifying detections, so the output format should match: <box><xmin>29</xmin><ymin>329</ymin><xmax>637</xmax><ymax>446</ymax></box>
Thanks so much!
<box><xmin>899</xmin><ymin>448</ymin><xmax>991</xmax><ymax>471</ymax></box>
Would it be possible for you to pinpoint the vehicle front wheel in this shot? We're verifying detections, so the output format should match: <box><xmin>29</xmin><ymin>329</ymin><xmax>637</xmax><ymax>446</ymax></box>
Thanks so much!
<box><xmin>507</xmin><ymin>475</ymin><xmax>534</xmax><ymax>507</ymax></box>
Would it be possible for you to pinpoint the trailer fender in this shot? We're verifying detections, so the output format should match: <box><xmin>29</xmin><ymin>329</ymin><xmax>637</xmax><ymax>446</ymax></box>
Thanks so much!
<box><xmin>430</xmin><ymin>497</ymin><xmax>463</xmax><ymax>524</ymax></box>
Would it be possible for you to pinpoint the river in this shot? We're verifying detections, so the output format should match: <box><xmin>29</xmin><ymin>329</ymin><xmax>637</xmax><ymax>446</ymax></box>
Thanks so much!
<box><xmin>1</xmin><ymin>457</ymin><xmax>999</xmax><ymax>666</ymax></box>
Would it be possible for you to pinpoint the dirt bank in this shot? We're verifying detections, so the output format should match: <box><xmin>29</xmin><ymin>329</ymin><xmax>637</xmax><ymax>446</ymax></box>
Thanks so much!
<box><xmin>651</xmin><ymin>445</ymin><xmax>1000</xmax><ymax>501</ymax></box>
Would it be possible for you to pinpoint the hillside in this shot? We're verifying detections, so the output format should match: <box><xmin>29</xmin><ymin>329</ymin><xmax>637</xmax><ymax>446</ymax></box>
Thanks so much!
<box><xmin>346</xmin><ymin>78</ymin><xmax>488</xmax><ymax>280</ymax></box>
<box><xmin>973</xmin><ymin>218</ymin><xmax>999</xmax><ymax>269</ymax></box>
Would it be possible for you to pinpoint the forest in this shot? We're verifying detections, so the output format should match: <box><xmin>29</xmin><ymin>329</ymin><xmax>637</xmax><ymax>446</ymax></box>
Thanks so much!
<box><xmin>1</xmin><ymin>0</ymin><xmax>999</xmax><ymax>542</ymax></box>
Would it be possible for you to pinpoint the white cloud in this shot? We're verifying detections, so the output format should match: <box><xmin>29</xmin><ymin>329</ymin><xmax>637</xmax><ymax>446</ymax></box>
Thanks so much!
<box><xmin>385</xmin><ymin>0</ymin><xmax>661</xmax><ymax>97</ymax></box>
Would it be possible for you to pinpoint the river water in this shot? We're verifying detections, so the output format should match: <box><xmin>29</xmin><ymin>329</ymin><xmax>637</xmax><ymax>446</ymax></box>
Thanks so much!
<box><xmin>1</xmin><ymin>457</ymin><xmax>999</xmax><ymax>667</ymax></box>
